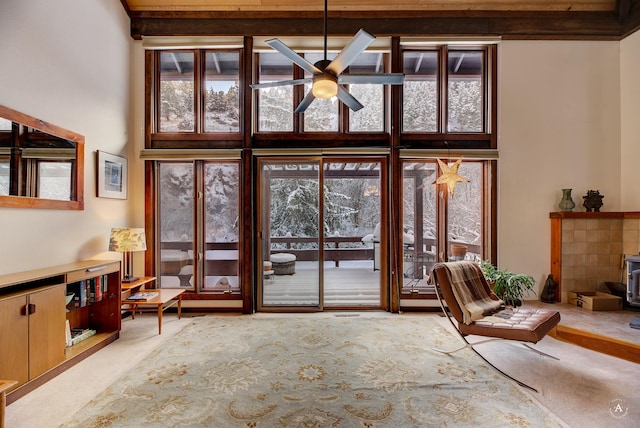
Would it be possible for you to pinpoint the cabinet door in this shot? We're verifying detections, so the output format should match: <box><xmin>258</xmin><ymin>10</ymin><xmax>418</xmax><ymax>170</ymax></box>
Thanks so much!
<box><xmin>0</xmin><ymin>295</ymin><xmax>29</xmax><ymax>386</ymax></box>
<box><xmin>28</xmin><ymin>285</ymin><xmax>66</xmax><ymax>379</ymax></box>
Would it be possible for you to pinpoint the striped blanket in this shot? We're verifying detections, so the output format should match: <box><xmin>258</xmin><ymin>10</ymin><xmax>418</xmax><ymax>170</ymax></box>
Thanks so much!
<box><xmin>444</xmin><ymin>261</ymin><xmax>503</xmax><ymax>324</ymax></box>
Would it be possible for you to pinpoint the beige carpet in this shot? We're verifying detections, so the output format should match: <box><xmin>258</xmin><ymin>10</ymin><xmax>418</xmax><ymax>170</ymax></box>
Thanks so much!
<box><xmin>43</xmin><ymin>314</ymin><xmax>568</xmax><ymax>427</ymax></box>
<box><xmin>432</xmin><ymin>313</ymin><xmax>640</xmax><ymax>428</ymax></box>
<box><xmin>6</xmin><ymin>312</ymin><xmax>638</xmax><ymax>427</ymax></box>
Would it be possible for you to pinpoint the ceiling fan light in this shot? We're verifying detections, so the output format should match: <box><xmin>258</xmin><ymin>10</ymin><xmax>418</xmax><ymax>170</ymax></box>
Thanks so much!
<box><xmin>312</xmin><ymin>75</ymin><xmax>338</xmax><ymax>98</ymax></box>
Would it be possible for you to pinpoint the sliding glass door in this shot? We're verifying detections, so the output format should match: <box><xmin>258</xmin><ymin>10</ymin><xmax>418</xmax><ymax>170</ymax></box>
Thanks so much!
<box><xmin>259</xmin><ymin>160</ymin><xmax>321</xmax><ymax>309</ymax></box>
<box><xmin>258</xmin><ymin>157</ymin><xmax>383</xmax><ymax>311</ymax></box>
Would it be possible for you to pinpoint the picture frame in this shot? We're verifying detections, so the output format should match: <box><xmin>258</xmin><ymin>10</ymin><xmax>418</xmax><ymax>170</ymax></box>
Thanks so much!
<box><xmin>96</xmin><ymin>151</ymin><xmax>127</xmax><ymax>199</ymax></box>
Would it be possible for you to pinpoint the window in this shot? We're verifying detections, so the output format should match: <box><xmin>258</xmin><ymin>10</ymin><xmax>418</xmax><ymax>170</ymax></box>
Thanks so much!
<box><xmin>447</xmin><ymin>51</ymin><xmax>484</xmax><ymax>132</ymax></box>
<box><xmin>401</xmin><ymin>159</ymin><xmax>490</xmax><ymax>294</ymax></box>
<box><xmin>0</xmin><ymin>158</ymin><xmax>8</xmax><ymax>195</ymax></box>
<box><xmin>402</xmin><ymin>50</ymin><xmax>438</xmax><ymax>132</ymax></box>
<box><xmin>256</xmin><ymin>52</ymin><xmax>294</xmax><ymax>132</ymax></box>
<box><xmin>37</xmin><ymin>161</ymin><xmax>72</xmax><ymax>200</ymax></box>
<box><xmin>204</xmin><ymin>52</ymin><xmax>241</xmax><ymax>132</ymax></box>
<box><xmin>402</xmin><ymin>46</ymin><xmax>490</xmax><ymax>136</ymax></box>
<box><xmin>254</xmin><ymin>48</ymin><xmax>390</xmax><ymax>133</ymax></box>
<box><xmin>159</xmin><ymin>51</ymin><xmax>195</xmax><ymax>132</ymax></box>
<box><xmin>156</xmin><ymin>50</ymin><xmax>241</xmax><ymax>135</ymax></box>
<box><xmin>157</xmin><ymin>161</ymin><xmax>241</xmax><ymax>294</ymax></box>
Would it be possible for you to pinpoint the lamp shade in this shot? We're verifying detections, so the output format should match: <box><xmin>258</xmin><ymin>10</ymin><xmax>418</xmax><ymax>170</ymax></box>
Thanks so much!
<box><xmin>109</xmin><ymin>228</ymin><xmax>147</xmax><ymax>252</ymax></box>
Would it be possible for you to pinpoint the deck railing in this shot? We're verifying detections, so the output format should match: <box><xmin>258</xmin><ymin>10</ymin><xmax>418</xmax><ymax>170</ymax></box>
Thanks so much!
<box><xmin>270</xmin><ymin>236</ymin><xmax>372</xmax><ymax>266</ymax></box>
<box><xmin>160</xmin><ymin>237</ymin><xmax>481</xmax><ymax>271</ymax></box>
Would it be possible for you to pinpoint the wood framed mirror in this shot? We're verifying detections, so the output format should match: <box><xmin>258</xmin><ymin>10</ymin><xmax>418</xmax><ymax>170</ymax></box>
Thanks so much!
<box><xmin>0</xmin><ymin>105</ymin><xmax>84</xmax><ymax>210</ymax></box>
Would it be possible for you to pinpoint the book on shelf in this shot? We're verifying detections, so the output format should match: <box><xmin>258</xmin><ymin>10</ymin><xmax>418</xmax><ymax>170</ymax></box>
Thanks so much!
<box><xmin>65</xmin><ymin>320</ymin><xmax>72</xmax><ymax>347</ymax></box>
<box><xmin>127</xmin><ymin>291</ymin><xmax>159</xmax><ymax>301</ymax></box>
<box><xmin>67</xmin><ymin>281</ymin><xmax>87</xmax><ymax>308</ymax></box>
<box><xmin>69</xmin><ymin>328</ymin><xmax>97</xmax><ymax>346</ymax></box>
<box><xmin>90</xmin><ymin>276</ymin><xmax>102</xmax><ymax>302</ymax></box>
<box><xmin>101</xmin><ymin>274</ymin><xmax>108</xmax><ymax>298</ymax></box>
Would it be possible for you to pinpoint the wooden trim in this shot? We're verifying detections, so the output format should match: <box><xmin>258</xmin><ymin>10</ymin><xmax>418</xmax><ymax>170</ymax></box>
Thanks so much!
<box><xmin>241</xmin><ymin>150</ymin><xmax>252</xmax><ymax>313</ymax></box>
<box><xmin>550</xmin><ymin>217</ymin><xmax>562</xmax><ymax>302</ymax></box>
<box><xmin>488</xmin><ymin>159</ymin><xmax>498</xmax><ymax>263</ymax></box>
<box><xmin>0</xmin><ymin>105</ymin><xmax>85</xmax><ymax>211</ymax></box>
<box><xmin>144</xmin><ymin>161</ymin><xmax>156</xmax><ymax>278</ymax></box>
<box><xmin>488</xmin><ymin>44</ymin><xmax>498</xmax><ymax>148</ymax></box>
<box><xmin>550</xmin><ymin>324</ymin><xmax>640</xmax><ymax>364</ymax></box>
<box><xmin>129</xmin><ymin>12</ymin><xmax>628</xmax><ymax>41</ymax></box>
<box><xmin>550</xmin><ymin>211</ymin><xmax>640</xmax><ymax>219</ymax></box>
<box><xmin>243</xmin><ymin>36</ymin><xmax>253</xmax><ymax>149</ymax></box>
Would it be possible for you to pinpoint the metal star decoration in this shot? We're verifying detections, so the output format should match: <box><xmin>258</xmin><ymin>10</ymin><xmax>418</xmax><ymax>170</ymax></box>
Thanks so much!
<box><xmin>433</xmin><ymin>158</ymin><xmax>469</xmax><ymax>197</ymax></box>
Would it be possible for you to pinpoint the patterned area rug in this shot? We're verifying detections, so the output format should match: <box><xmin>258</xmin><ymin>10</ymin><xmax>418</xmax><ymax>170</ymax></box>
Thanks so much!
<box><xmin>62</xmin><ymin>314</ymin><xmax>562</xmax><ymax>427</ymax></box>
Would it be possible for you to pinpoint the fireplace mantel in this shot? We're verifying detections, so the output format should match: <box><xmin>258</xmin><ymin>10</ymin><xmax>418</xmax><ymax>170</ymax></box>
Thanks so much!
<box><xmin>550</xmin><ymin>212</ymin><xmax>640</xmax><ymax>220</ymax></box>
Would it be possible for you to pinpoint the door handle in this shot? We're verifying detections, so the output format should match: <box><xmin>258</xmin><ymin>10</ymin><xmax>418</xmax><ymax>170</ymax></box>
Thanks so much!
<box><xmin>28</xmin><ymin>303</ymin><xmax>36</xmax><ymax>315</ymax></box>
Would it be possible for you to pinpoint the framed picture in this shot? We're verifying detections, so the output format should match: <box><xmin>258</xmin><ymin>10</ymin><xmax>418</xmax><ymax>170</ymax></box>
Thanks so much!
<box><xmin>96</xmin><ymin>151</ymin><xmax>127</xmax><ymax>199</ymax></box>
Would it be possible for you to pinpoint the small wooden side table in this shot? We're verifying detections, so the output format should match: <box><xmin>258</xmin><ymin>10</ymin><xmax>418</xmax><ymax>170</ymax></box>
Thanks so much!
<box><xmin>0</xmin><ymin>380</ymin><xmax>17</xmax><ymax>428</ymax></box>
<box><xmin>121</xmin><ymin>276</ymin><xmax>156</xmax><ymax>300</ymax></box>
<box><xmin>124</xmin><ymin>289</ymin><xmax>184</xmax><ymax>334</ymax></box>
<box><xmin>121</xmin><ymin>277</ymin><xmax>157</xmax><ymax>320</ymax></box>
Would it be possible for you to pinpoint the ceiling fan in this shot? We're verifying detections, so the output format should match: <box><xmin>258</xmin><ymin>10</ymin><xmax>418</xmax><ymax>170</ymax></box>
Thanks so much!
<box><xmin>250</xmin><ymin>0</ymin><xmax>404</xmax><ymax>114</ymax></box>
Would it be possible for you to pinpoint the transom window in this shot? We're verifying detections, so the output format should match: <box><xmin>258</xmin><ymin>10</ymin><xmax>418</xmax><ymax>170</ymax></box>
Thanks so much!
<box><xmin>401</xmin><ymin>45</ymin><xmax>492</xmax><ymax>142</ymax></box>
<box><xmin>254</xmin><ymin>50</ymin><xmax>390</xmax><ymax>133</ymax></box>
<box><xmin>156</xmin><ymin>50</ymin><xmax>241</xmax><ymax>134</ymax></box>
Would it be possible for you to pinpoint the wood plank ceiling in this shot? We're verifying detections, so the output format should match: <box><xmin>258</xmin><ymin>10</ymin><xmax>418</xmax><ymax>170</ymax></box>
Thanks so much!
<box><xmin>121</xmin><ymin>1</ymin><xmax>640</xmax><ymax>40</ymax></box>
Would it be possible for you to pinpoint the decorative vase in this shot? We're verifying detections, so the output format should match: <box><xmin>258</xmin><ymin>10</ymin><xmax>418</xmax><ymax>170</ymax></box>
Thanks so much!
<box><xmin>559</xmin><ymin>188</ymin><xmax>575</xmax><ymax>212</ymax></box>
<box><xmin>450</xmin><ymin>243</ymin><xmax>468</xmax><ymax>259</ymax></box>
<box><xmin>583</xmin><ymin>189</ymin><xmax>604</xmax><ymax>212</ymax></box>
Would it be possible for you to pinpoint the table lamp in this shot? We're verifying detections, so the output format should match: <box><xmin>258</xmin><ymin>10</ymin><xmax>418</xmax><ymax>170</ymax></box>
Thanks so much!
<box><xmin>109</xmin><ymin>227</ymin><xmax>147</xmax><ymax>283</ymax></box>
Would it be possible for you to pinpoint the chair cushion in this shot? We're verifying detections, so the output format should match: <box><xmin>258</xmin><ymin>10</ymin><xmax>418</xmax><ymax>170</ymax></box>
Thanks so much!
<box><xmin>459</xmin><ymin>307</ymin><xmax>561</xmax><ymax>343</ymax></box>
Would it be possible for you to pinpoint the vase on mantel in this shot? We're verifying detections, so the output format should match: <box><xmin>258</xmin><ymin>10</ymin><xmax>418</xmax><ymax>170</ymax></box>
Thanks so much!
<box><xmin>559</xmin><ymin>188</ymin><xmax>576</xmax><ymax>212</ymax></box>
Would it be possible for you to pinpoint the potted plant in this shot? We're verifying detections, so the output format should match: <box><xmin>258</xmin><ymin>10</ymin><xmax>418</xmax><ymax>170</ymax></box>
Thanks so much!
<box><xmin>479</xmin><ymin>260</ymin><xmax>536</xmax><ymax>307</ymax></box>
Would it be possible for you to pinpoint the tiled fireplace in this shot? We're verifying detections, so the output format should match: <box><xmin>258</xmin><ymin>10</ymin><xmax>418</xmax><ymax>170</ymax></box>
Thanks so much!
<box><xmin>550</xmin><ymin>212</ymin><xmax>640</xmax><ymax>303</ymax></box>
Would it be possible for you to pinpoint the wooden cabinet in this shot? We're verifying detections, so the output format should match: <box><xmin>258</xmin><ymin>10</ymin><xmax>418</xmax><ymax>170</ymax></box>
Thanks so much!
<box><xmin>0</xmin><ymin>294</ymin><xmax>30</xmax><ymax>386</ymax></box>
<box><xmin>0</xmin><ymin>260</ymin><xmax>121</xmax><ymax>404</ymax></box>
<box><xmin>0</xmin><ymin>285</ymin><xmax>66</xmax><ymax>387</ymax></box>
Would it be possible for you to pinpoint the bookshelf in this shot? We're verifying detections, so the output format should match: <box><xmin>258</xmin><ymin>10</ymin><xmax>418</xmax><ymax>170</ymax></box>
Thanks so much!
<box><xmin>0</xmin><ymin>260</ymin><xmax>121</xmax><ymax>404</ymax></box>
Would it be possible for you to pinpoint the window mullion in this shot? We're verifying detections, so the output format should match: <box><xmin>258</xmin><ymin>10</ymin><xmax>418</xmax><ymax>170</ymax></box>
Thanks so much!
<box><xmin>293</xmin><ymin>61</ymin><xmax>304</xmax><ymax>132</ymax></box>
<box><xmin>195</xmin><ymin>50</ymin><xmax>203</xmax><ymax>134</ymax></box>
<box><xmin>440</xmin><ymin>46</ymin><xmax>449</xmax><ymax>135</ymax></box>
<box><xmin>194</xmin><ymin>160</ymin><xmax>205</xmax><ymax>293</ymax></box>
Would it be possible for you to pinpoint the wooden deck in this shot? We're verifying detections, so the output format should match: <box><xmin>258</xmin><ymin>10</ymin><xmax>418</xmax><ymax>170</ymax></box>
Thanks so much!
<box><xmin>262</xmin><ymin>261</ymin><xmax>381</xmax><ymax>307</ymax></box>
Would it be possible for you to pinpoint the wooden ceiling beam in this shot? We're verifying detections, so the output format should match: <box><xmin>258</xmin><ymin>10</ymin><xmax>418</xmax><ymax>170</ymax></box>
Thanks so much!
<box><xmin>619</xmin><ymin>0</ymin><xmax>640</xmax><ymax>35</ymax></box>
<box><xmin>130</xmin><ymin>11</ymin><xmax>627</xmax><ymax>40</ymax></box>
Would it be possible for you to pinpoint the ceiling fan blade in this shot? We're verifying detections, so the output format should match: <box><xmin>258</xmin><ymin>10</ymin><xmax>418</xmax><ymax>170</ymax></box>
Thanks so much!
<box><xmin>336</xmin><ymin>86</ymin><xmax>364</xmax><ymax>112</ymax></box>
<box><xmin>265</xmin><ymin>39</ymin><xmax>322</xmax><ymax>75</ymax></box>
<box><xmin>338</xmin><ymin>73</ymin><xmax>405</xmax><ymax>85</ymax></box>
<box><xmin>325</xmin><ymin>29</ymin><xmax>376</xmax><ymax>76</ymax></box>
<box><xmin>250</xmin><ymin>78</ymin><xmax>312</xmax><ymax>89</ymax></box>
<box><xmin>294</xmin><ymin>91</ymin><xmax>317</xmax><ymax>114</ymax></box>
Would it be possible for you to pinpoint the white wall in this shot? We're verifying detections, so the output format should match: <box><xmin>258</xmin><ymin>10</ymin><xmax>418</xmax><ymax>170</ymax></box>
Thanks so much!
<box><xmin>0</xmin><ymin>0</ymin><xmax>133</xmax><ymax>274</ymax></box>
<box><xmin>498</xmin><ymin>40</ymin><xmax>621</xmax><ymax>293</ymax></box>
<box><xmin>621</xmin><ymin>31</ymin><xmax>640</xmax><ymax>211</ymax></box>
